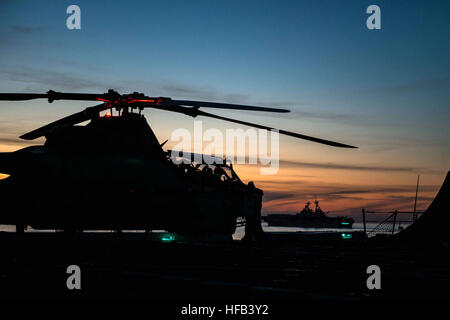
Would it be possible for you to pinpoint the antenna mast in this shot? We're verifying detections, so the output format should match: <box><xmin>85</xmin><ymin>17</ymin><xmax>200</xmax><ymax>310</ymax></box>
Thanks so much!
<box><xmin>413</xmin><ymin>174</ymin><xmax>420</xmax><ymax>221</ymax></box>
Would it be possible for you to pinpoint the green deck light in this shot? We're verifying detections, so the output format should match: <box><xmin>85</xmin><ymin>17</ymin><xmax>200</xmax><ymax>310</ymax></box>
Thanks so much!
<box><xmin>341</xmin><ymin>222</ymin><xmax>350</xmax><ymax>225</ymax></box>
<box><xmin>161</xmin><ymin>234</ymin><xmax>175</xmax><ymax>242</ymax></box>
<box><xmin>341</xmin><ymin>233</ymin><xmax>352</xmax><ymax>239</ymax></box>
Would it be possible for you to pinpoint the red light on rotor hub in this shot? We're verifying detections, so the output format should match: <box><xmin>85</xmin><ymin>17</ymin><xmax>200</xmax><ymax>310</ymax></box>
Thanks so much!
<box><xmin>97</xmin><ymin>98</ymin><xmax>112</xmax><ymax>103</ymax></box>
<box><xmin>127</xmin><ymin>99</ymin><xmax>155</xmax><ymax>104</ymax></box>
<box><xmin>97</xmin><ymin>98</ymin><xmax>155</xmax><ymax>105</ymax></box>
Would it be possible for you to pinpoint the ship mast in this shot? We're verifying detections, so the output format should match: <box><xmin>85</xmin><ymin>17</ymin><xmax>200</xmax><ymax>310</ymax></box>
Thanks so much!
<box><xmin>413</xmin><ymin>174</ymin><xmax>420</xmax><ymax>221</ymax></box>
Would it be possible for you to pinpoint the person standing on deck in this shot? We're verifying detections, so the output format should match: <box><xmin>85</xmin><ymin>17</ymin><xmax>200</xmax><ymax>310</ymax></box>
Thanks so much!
<box><xmin>242</xmin><ymin>181</ymin><xmax>266</xmax><ymax>242</ymax></box>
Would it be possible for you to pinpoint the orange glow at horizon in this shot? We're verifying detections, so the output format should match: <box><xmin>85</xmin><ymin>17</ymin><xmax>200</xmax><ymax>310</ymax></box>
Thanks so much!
<box><xmin>0</xmin><ymin>173</ymin><xmax>9</xmax><ymax>180</ymax></box>
<box><xmin>233</xmin><ymin>164</ymin><xmax>444</xmax><ymax>219</ymax></box>
<box><xmin>0</xmin><ymin>141</ymin><xmax>446</xmax><ymax>221</ymax></box>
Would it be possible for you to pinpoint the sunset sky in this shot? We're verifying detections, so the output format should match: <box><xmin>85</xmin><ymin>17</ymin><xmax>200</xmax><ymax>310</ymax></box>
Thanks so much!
<box><xmin>0</xmin><ymin>0</ymin><xmax>449</xmax><ymax>219</ymax></box>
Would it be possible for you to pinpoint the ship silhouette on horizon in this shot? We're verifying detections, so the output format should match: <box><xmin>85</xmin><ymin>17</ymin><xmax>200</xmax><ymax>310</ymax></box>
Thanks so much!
<box><xmin>265</xmin><ymin>200</ymin><xmax>354</xmax><ymax>229</ymax></box>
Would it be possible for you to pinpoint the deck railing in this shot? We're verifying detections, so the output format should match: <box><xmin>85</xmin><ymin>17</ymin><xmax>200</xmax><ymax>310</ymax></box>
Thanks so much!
<box><xmin>362</xmin><ymin>209</ymin><xmax>424</xmax><ymax>237</ymax></box>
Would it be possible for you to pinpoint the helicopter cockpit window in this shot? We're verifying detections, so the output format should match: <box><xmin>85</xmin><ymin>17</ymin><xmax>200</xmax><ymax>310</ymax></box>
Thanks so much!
<box><xmin>220</xmin><ymin>166</ymin><xmax>235</xmax><ymax>181</ymax></box>
<box><xmin>171</xmin><ymin>159</ymin><xmax>242</xmax><ymax>189</ymax></box>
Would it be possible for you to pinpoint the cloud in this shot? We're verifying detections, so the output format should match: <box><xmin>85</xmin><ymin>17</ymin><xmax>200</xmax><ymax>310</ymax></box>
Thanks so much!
<box><xmin>257</xmin><ymin>103</ymin><xmax>357</xmax><ymax>122</ymax></box>
<box><xmin>263</xmin><ymin>189</ymin><xmax>365</xmax><ymax>204</ymax></box>
<box><xmin>158</xmin><ymin>81</ymin><xmax>251</xmax><ymax>103</ymax></box>
<box><xmin>29</xmin><ymin>56</ymin><xmax>106</xmax><ymax>73</ymax></box>
<box><xmin>250</xmin><ymin>99</ymin><xmax>362</xmax><ymax>122</ymax></box>
<box><xmin>255</xmin><ymin>177</ymin><xmax>315</xmax><ymax>185</ymax></box>
<box><xmin>0</xmin><ymin>137</ymin><xmax>31</xmax><ymax>145</ymax></box>
<box><xmin>369</xmin><ymin>76</ymin><xmax>450</xmax><ymax>95</ymax></box>
<box><xmin>263</xmin><ymin>182</ymin><xmax>440</xmax><ymax>198</ymax></box>
<box><xmin>263</xmin><ymin>191</ymin><xmax>298</xmax><ymax>201</ymax></box>
<box><xmin>158</xmin><ymin>83</ymin><xmax>351</xmax><ymax>122</ymax></box>
<box><xmin>0</xmin><ymin>67</ymin><xmax>121</xmax><ymax>91</ymax></box>
<box><xmin>260</xmin><ymin>180</ymin><xmax>441</xmax><ymax>215</ymax></box>
<box><xmin>278</xmin><ymin>159</ymin><xmax>444</xmax><ymax>174</ymax></box>
<box><xmin>291</xmin><ymin>110</ymin><xmax>356</xmax><ymax>121</ymax></box>
<box><xmin>222</xmin><ymin>93</ymin><xmax>250</xmax><ymax>104</ymax></box>
<box><xmin>262</xmin><ymin>192</ymin><xmax>439</xmax><ymax>217</ymax></box>
<box><xmin>0</xmin><ymin>130</ymin><xmax>44</xmax><ymax>146</ymax></box>
<box><xmin>303</xmin><ymin>185</ymin><xmax>439</xmax><ymax>202</ymax></box>
<box><xmin>159</xmin><ymin>82</ymin><xmax>220</xmax><ymax>100</ymax></box>
<box><xmin>236</xmin><ymin>157</ymin><xmax>443</xmax><ymax>174</ymax></box>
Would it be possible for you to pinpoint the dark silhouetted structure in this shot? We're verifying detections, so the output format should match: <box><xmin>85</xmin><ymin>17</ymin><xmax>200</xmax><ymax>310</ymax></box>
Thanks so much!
<box><xmin>0</xmin><ymin>89</ymin><xmax>356</xmax><ymax>236</ymax></box>
<box><xmin>397</xmin><ymin>171</ymin><xmax>450</xmax><ymax>243</ymax></box>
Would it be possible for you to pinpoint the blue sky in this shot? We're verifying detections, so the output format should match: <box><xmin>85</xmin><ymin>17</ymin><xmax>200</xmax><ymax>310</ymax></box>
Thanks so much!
<box><xmin>0</xmin><ymin>0</ymin><xmax>449</xmax><ymax>213</ymax></box>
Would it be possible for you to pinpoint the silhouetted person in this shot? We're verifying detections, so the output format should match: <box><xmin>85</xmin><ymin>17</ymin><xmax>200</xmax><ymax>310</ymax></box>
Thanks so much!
<box><xmin>200</xmin><ymin>165</ymin><xmax>212</xmax><ymax>186</ymax></box>
<box><xmin>214</xmin><ymin>166</ymin><xmax>226</xmax><ymax>182</ymax></box>
<box><xmin>242</xmin><ymin>181</ymin><xmax>266</xmax><ymax>243</ymax></box>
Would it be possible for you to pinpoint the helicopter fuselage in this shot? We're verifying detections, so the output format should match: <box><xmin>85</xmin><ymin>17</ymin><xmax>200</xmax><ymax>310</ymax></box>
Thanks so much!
<box><xmin>0</xmin><ymin>114</ymin><xmax>244</xmax><ymax>235</ymax></box>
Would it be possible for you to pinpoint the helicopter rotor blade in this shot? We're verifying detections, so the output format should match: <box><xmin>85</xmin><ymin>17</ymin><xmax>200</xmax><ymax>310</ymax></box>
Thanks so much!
<box><xmin>0</xmin><ymin>93</ymin><xmax>48</xmax><ymax>101</ymax></box>
<box><xmin>195</xmin><ymin>109</ymin><xmax>358</xmax><ymax>148</ymax></box>
<box><xmin>1</xmin><ymin>89</ymin><xmax>356</xmax><ymax>147</ymax></box>
<box><xmin>149</xmin><ymin>104</ymin><xmax>357</xmax><ymax>148</ymax></box>
<box><xmin>0</xmin><ymin>91</ymin><xmax>118</xmax><ymax>103</ymax></box>
<box><xmin>20</xmin><ymin>103</ymin><xmax>109</xmax><ymax>140</ymax></box>
<box><xmin>1</xmin><ymin>90</ymin><xmax>289</xmax><ymax>113</ymax></box>
<box><xmin>164</xmin><ymin>100</ymin><xmax>290</xmax><ymax>113</ymax></box>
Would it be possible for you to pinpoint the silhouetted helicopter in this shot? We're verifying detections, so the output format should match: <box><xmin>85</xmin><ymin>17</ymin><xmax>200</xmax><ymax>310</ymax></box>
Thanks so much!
<box><xmin>0</xmin><ymin>90</ymin><xmax>356</xmax><ymax>236</ymax></box>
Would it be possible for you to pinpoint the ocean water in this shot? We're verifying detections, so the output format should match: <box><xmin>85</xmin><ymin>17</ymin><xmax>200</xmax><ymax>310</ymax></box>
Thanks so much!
<box><xmin>232</xmin><ymin>222</ymin><xmax>413</xmax><ymax>240</ymax></box>
<box><xmin>1</xmin><ymin>222</ymin><xmax>413</xmax><ymax>240</ymax></box>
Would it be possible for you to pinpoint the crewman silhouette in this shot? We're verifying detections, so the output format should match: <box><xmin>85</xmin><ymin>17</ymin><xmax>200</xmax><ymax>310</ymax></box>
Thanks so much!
<box><xmin>242</xmin><ymin>181</ymin><xmax>266</xmax><ymax>243</ymax></box>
